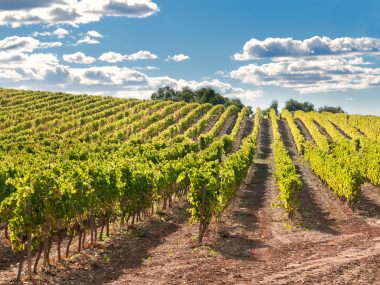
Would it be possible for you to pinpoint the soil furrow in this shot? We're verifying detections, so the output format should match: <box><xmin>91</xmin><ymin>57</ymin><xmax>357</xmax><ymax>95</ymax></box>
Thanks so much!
<box><xmin>329</xmin><ymin>120</ymin><xmax>352</xmax><ymax>139</ymax></box>
<box><xmin>312</xmin><ymin>119</ymin><xmax>332</xmax><ymax>140</ymax></box>
<box><xmin>295</xmin><ymin>118</ymin><xmax>313</xmax><ymax>141</ymax></box>
<box><xmin>217</xmin><ymin>115</ymin><xmax>237</xmax><ymax>137</ymax></box>
<box><xmin>232</xmin><ymin>116</ymin><xmax>253</xmax><ymax>153</ymax></box>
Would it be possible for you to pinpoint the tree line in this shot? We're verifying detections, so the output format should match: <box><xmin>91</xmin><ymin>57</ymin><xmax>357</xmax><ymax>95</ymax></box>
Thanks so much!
<box><xmin>151</xmin><ymin>86</ymin><xmax>245</xmax><ymax>111</ymax></box>
<box><xmin>264</xmin><ymin>99</ymin><xmax>345</xmax><ymax>115</ymax></box>
<box><xmin>151</xmin><ymin>86</ymin><xmax>345</xmax><ymax>115</ymax></box>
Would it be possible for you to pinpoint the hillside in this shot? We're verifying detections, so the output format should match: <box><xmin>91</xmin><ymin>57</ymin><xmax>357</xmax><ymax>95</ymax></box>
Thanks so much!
<box><xmin>0</xmin><ymin>89</ymin><xmax>379</xmax><ymax>284</ymax></box>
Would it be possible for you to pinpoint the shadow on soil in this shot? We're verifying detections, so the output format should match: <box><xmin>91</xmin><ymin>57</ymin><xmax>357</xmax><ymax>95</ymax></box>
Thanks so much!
<box><xmin>356</xmin><ymin>186</ymin><xmax>380</xmax><ymax>219</ymax></box>
<box><xmin>49</xmin><ymin>204</ymin><xmax>190</xmax><ymax>285</ymax></box>
<box><xmin>0</xmin><ymin>242</ymin><xmax>22</xmax><ymax>271</ymax></box>
<box><xmin>234</xmin><ymin>162</ymin><xmax>270</xmax><ymax>231</ymax></box>
<box><xmin>278</xmin><ymin>119</ymin><xmax>338</xmax><ymax>235</ymax></box>
<box><xmin>233</xmin><ymin>119</ymin><xmax>272</xmax><ymax>231</ymax></box>
<box><xmin>211</xmin><ymin>234</ymin><xmax>265</xmax><ymax>261</ymax></box>
<box><xmin>210</xmin><ymin>119</ymin><xmax>270</xmax><ymax>261</ymax></box>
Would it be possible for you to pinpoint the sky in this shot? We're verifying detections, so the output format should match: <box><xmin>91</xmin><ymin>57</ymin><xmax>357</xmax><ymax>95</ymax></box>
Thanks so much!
<box><xmin>0</xmin><ymin>0</ymin><xmax>380</xmax><ymax>115</ymax></box>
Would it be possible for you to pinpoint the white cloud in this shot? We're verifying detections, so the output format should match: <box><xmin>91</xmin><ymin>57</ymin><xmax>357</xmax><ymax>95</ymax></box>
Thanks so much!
<box><xmin>99</xmin><ymin>50</ymin><xmax>158</xmax><ymax>62</ymax></box>
<box><xmin>39</xmin><ymin>41</ymin><xmax>63</xmax><ymax>48</ymax></box>
<box><xmin>234</xmin><ymin>36</ymin><xmax>380</xmax><ymax>60</ymax></box>
<box><xmin>0</xmin><ymin>0</ymin><xmax>159</xmax><ymax>27</ymax></box>
<box><xmin>0</xmin><ymin>52</ymin><xmax>66</xmax><ymax>82</ymax></box>
<box><xmin>0</xmin><ymin>36</ymin><xmax>40</xmax><ymax>52</ymax></box>
<box><xmin>32</xmin><ymin>31</ymin><xmax>52</xmax><ymax>37</ymax></box>
<box><xmin>132</xmin><ymin>66</ymin><xmax>160</xmax><ymax>71</ymax></box>
<box><xmin>76</xmin><ymin>30</ymin><xmax>103</xmax><ymax>45</ymax></box>
<box><xmin>215</xmin><ymin>70</ymin><xmax>230</xmax><ymax>78</ymax></box>
<box><xmin>146</xmin><ymin>66</ymin><xmax>159</xmax><ymax>70</ymax></box>
<box><xmin>63</xmin><ymin>52</ymin><xmax>95</xmax><ymax>64</ymax></box>
<box><xmin>87</xmin><ymin>30</ymin><xmax>103</xmax><ymax>38</ymax></box>
<box><xmin>166</xmin><ymin>53</ymin><xmax>190</xmax><ymax>62</ymax></box>
<box><xmin>231</xmin><ymin>36</ymin><xmax>380</xmax><ymax>94</ymax></box>
<box><xmin>126</xmin><ymin>50</ymin><xmax>157</xmax><ymax>61</ymax></box>
<box><xmin>230</xmin><ymin>56</ymin><xmax>380</xmax><ymax>94</ymax></box>
<box><xmin>0</xmin><ymin>36</ymin><xmax>62</xmax><ymax>52</ymax></box>
<box><xmin>77</xmin><ymin>35</ymin><xmax>100</xmax><ymax>45</ymax></box>
<box><xmin>70</xmin><ymin>66</ymin><xmax>147</xmax><ymax>85</ymax></box>
<box><xmin>99</xmin><ymin>52</ymin><xmax>125</xmax><ymax>63</ymax></box>
<box><xmin>53</xmin><ymin>28</ymin><xmax>69</xmax><ymax>38</ymax></box>
<box><xmin>345</xmin><ymin>97</ymin><xmax>354</xmax><ymax>101</ymax></box>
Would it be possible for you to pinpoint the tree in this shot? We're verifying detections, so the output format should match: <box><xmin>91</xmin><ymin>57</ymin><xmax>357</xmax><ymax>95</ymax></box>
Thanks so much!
<box><xmin>176</xmin><ymin>87</ymin><xmax>194</xmax><ymax>102</ymax></box>
<box><xmin>228</xmin><ymin>98</ymin><xmax>245</xmax><ymax>111</ymax></box>
<box><xmin>270</xmin><ymin>100</ymin><xmax>279</xmax><ymax>114</ymax></box>
<box><xmin>284</xmin><ymin>99</ymin><xmax>315</xmax><ymax>112</ymax></box>
<box><xmin>318</xmin><ymin>106</ymin><xmax>345</xmax><ymax>113</ymax></box>
<box><xmin>151</xmin><ymin>86</ymin><xmax>177</xmax><ymax>101</ymax></box>
<box><xmin>262</xmin><ymin>100</ymin><xmax>279</xmax><ymax>117</ymax></box>
<box><xmin>194</xmin><ymin>88</ymin><xmax>225</xmax><ymax>105</ymax></box>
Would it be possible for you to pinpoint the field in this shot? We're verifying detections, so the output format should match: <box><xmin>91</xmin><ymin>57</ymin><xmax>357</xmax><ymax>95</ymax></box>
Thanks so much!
<box><xmin>0</xmin><ymin>89</ymin><xmax>379</xmax><ymax>284</ymax></box>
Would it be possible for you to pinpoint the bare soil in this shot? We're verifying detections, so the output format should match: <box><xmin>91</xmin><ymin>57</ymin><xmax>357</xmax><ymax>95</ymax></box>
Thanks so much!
<box><xmin>232</xmin><ymin>117</ymin><xmax>253</xmax><ymax>152</ymax></box>
<box><xmin>295</xmin><ymin>118</ymin><xmax>313</xmax><ymax>141</ymax></box>
<box><xmin>1</xmin><ymin>118</ymin><xmax>379</xmax><ymax>285</ymax></box>
<box><xmin>217</xmin><ymin>115</ymin><xmax>237</xmax><ymax>137</ymax></box>
<box><xmin>200</xmin><ymin>112</ymin><xmax>223</xmax><ymax>135</ymax></box>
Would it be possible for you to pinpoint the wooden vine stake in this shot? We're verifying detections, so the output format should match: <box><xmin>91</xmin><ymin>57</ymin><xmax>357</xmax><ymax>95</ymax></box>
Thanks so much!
<box><xmin>198</xmin><ymin>185</ymin><xmax>207</xmax><ymax>244</ymax></box>
<box><xmin>27</xmin><ymin>195</ymin><xmax>32</xmax><ymax>282</ymax></box>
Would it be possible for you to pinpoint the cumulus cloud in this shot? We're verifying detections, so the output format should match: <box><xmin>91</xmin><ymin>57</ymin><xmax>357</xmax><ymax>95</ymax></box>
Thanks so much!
<box><xmin>0</xmin><ymin>36</ymin><xmax>62</xmax><ymax>53</ymax></box>
<box><xmin>76</xmin><ymin>31</ymin><xmax>103</xmax><ymax>45</ymax></box>
<box><xmin>32</xmin><ymin>28</ymin><xmax>69</xmax><ymax>39</ymax></box>
<box><xmin>233</xmin><ymin>36</ymin><xmax>380</xmax><ymax>60</ymax></box>
<box><xmin>0</xmin><ymin>36</ymin><xmax>40</xmax><ymax>52</ymax></box>
<box><xmin>0</xmin><ymin>0</ymin><xmax>64</xmax><ymax>10</ymax></box>
<box><xmin>77</xmin><ymin>35</ymin><xmax>100</xmax><ymax>45</ymax></box>
<box><xmin>53</xmin><ymin>28</ymin><xmax>69</xmax><ymax>38</ymax></box>
<box><xmin>63</xmin><ymin>52</ymin><xmax>96</xmax><ymax>64</ymax></box>
<box><xmin>230</xmin><ymin>36</ymin><xmax>380</xmax><ymax>94</ymax></box>
<box><xmin>126</xmin><ymin>50</ymin><xmax>157</xmax><ymax>61</ymax></box>
<box><xmin>0</xmin><ymin>0</ymin><xmax>160</xmax><ymax>27</ymax></box>
<box><xmin>32</xmin><ymin>31</ymin><xmax>52</xmax><ymax>37</ymax></box>
<box><xmin>0</xmin><ymin>52</ymin><xmax>66</xmax><ymax>82</ymax></box>
<box><xmin>99</xmin><ymin>52</ymin><xmax>125</xmax><ymax>63</ymax></box>
<box><xmin>99</xmin><ymin>50</ymin><xmax>158</xmax><ymax>62</ymax></box>
<box><xmin>166</xmin><ymin>53</ymin><xmax>190</xmax><ymax>62</ymax></box>
<box><xmin>231</xmin><ymin>56</ymin><xmax>380</xmax><ymax>94</ymax></box>
<box><xmin>39</xmin><ymin>41</ymin><xmax>63</xmax><ymax>49</ymax></box>
<box><xmin>86</xmin><ymin>30</ymin><xmax>103</xmax><ymax>38</ymax></box>
<box><xmin>70</xmin><ymin>66</ymin><xmax>147</xmax><ymax>86</ymax></box>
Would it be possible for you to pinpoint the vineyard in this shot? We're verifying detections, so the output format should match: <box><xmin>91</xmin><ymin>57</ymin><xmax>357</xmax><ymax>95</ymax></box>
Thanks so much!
<box><xmin>0</xmin><ymin>89</ymin><xmax>379</xmax><ymax>284</ymax></box>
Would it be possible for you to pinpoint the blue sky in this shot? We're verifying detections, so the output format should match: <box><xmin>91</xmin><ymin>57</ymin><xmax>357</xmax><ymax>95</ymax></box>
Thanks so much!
<box><xmin>0</xmin><ymin>0</ymin><xmax>380</xmax><ymax>115</ymax></box>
